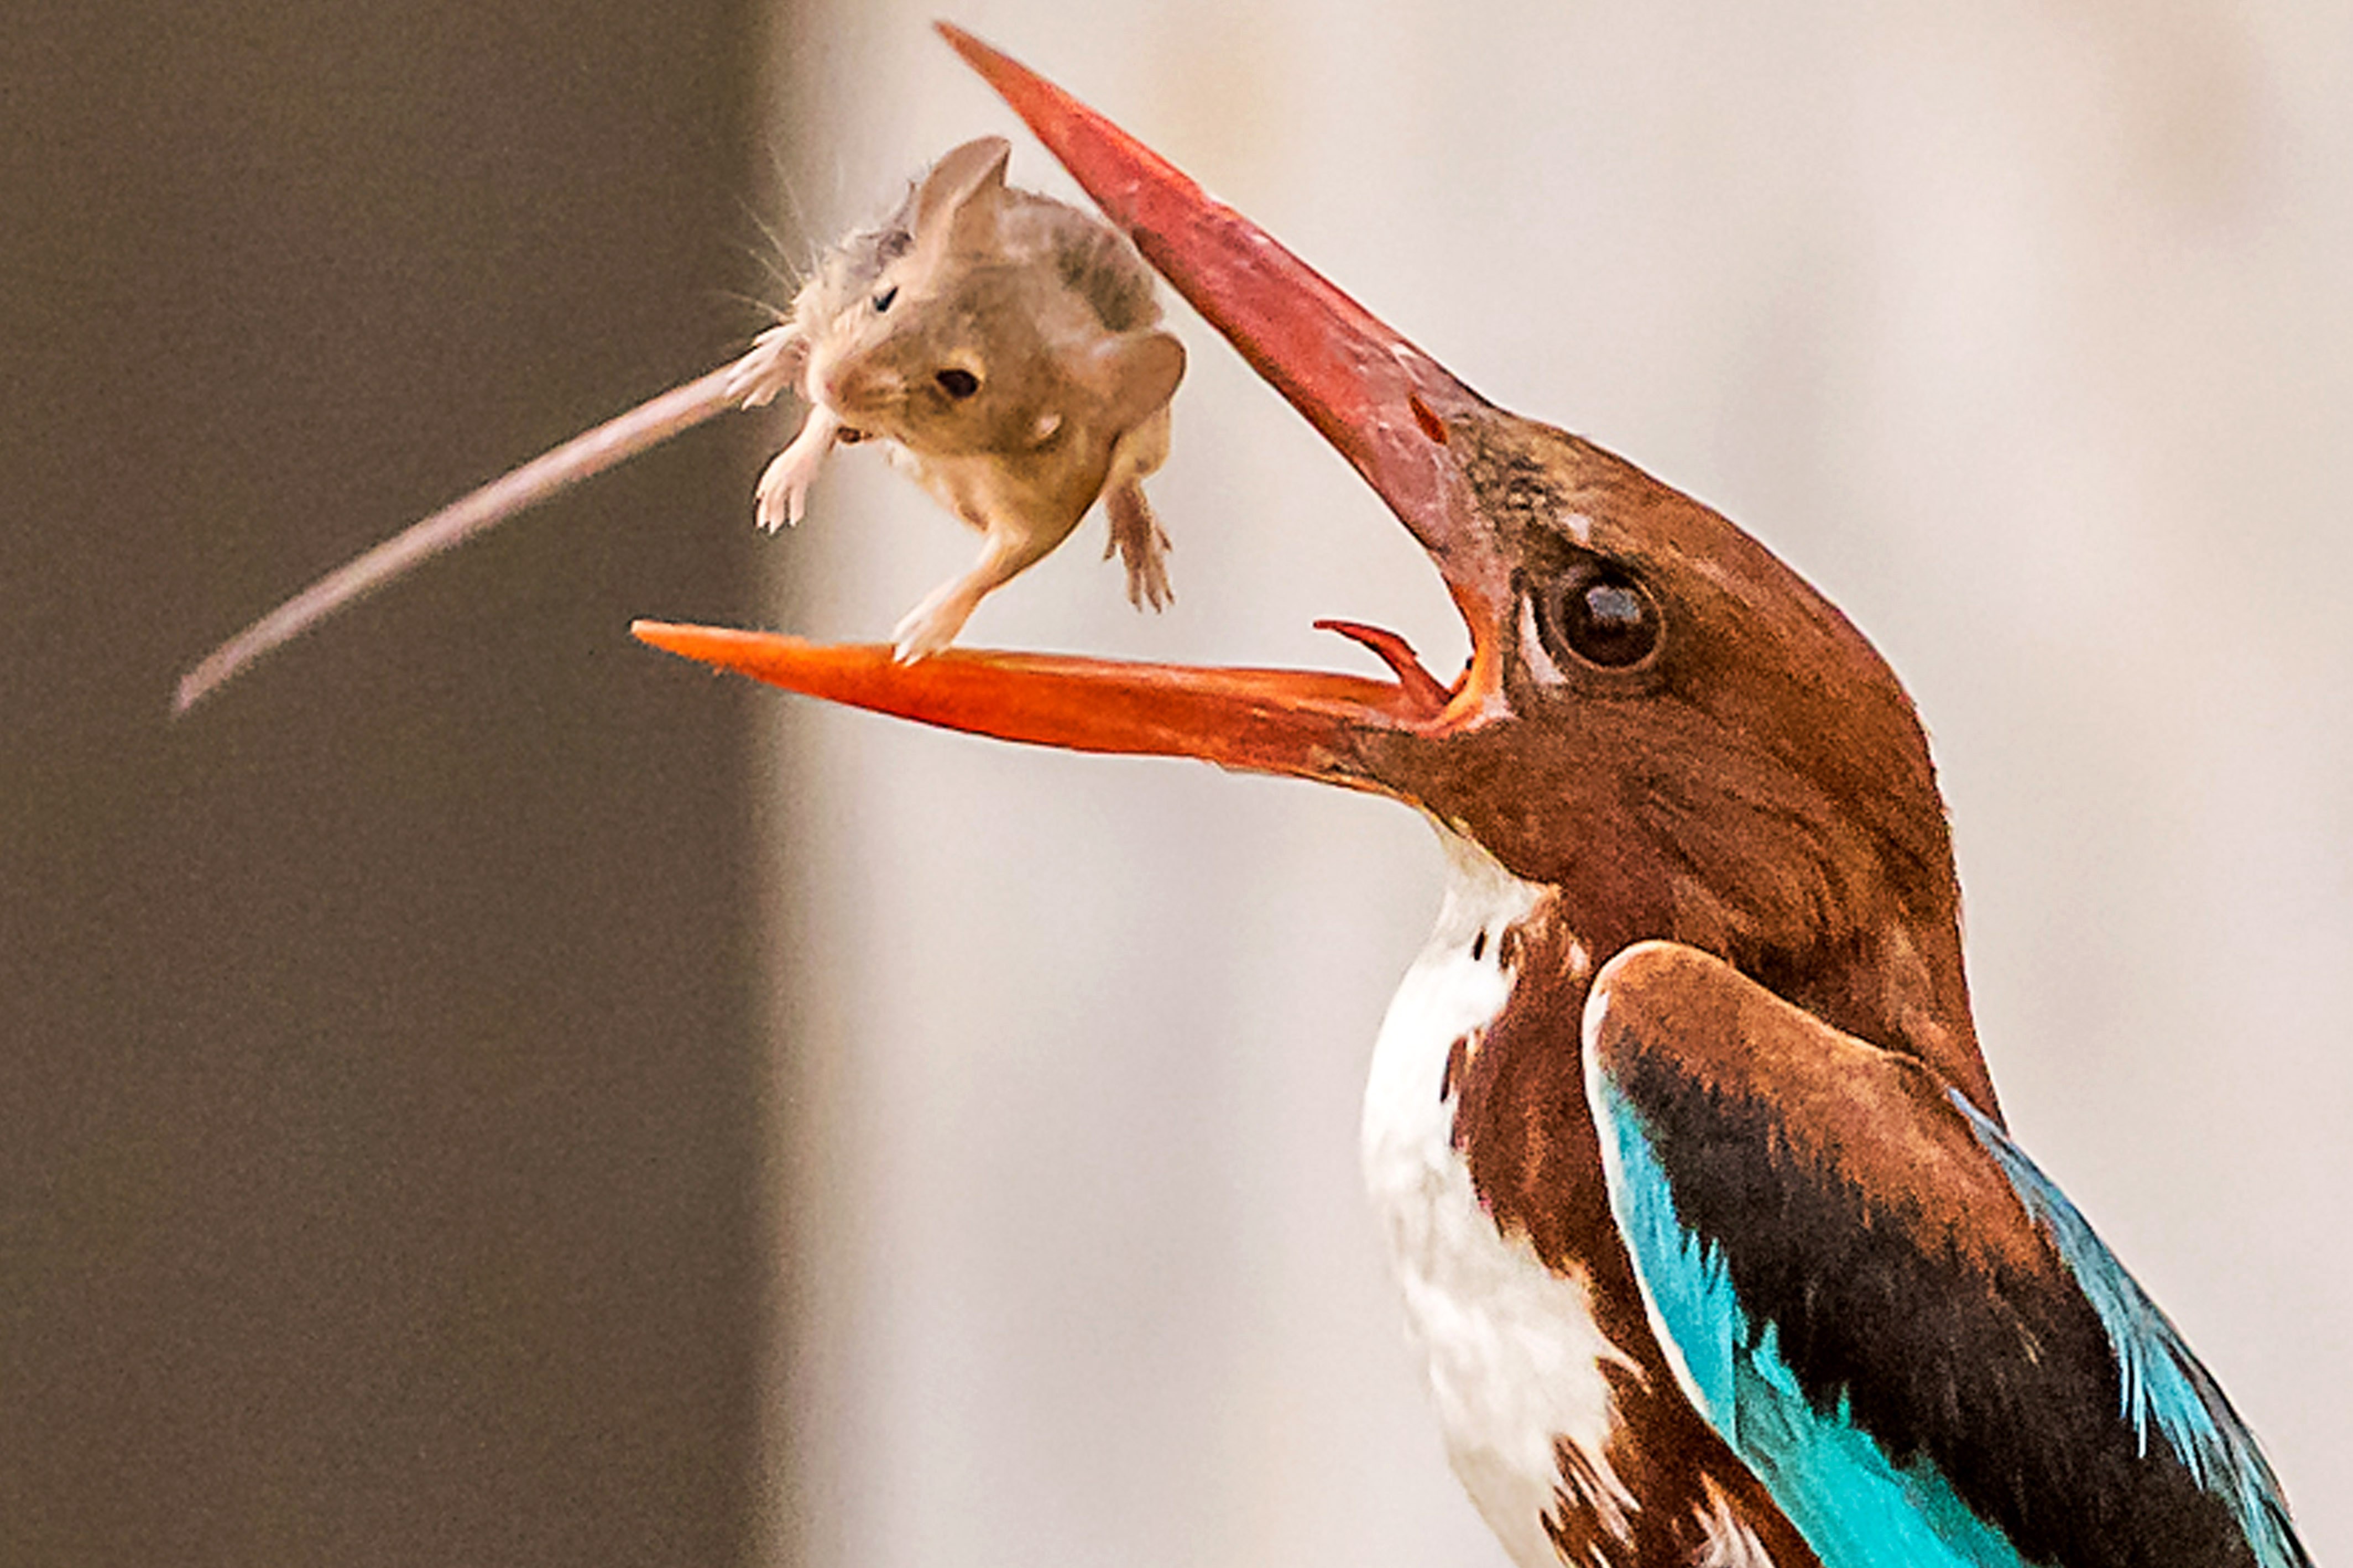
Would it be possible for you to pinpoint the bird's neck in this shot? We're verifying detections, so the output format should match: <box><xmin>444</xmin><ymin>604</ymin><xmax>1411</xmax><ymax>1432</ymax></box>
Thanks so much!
<box><xmin>1395</xmin><ymin>824</ymin><xmax>1992</xmax><ymax>1294</ymax></box>
<box><xmin>1456</xmin><ymin>812</ymin><xmax>1994</xmax><ymax>1125</ymax></box>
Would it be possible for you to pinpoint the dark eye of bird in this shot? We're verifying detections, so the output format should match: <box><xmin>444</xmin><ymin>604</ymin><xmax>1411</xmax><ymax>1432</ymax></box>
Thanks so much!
<box><xmin>873</xmin><ymin>285</ymin><xmax>899</xmax><ymax>313</ymax></box>
<box><xmin>935</xmin><ymin>367</ymin><xmax>980</xmax><ymax>399</ymax></box>
<box><xmin>1537</xmin><ymin>562</ymin><xmax>1662</xmax><ymax>670</ymax></box>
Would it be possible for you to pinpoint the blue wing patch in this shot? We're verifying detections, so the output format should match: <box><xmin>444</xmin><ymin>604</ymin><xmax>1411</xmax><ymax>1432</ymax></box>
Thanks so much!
<box><xmin>1949</xmin><ymin>1091</ymin><xmax>2308</xmax><ymax>1568</ymax></box>
<box><xmin>1581</xmin><ymin>940</ymin><xmax>2312</xmax><ymax>1568</ymax></box>
<box><xmin>1600</xmin><ymin>1082</ymin><xmax>2030</xmax><ymax>1568</ymax></box>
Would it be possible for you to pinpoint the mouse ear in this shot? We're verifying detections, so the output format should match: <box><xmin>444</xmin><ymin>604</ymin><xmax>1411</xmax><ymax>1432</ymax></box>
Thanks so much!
<box><xmin>910</xmin><ymin>135</ymin><xmax>1013</xmax><ymax>253</ymax></box>
<box><xmin>1086</xmin><ymin>329</ymin><xmax>1187</xmax><ymax>431</ymax></box>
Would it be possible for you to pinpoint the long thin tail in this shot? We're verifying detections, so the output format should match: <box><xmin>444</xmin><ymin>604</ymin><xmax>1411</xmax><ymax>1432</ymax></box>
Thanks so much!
<box><xmin>174</xmin><ymin>358</ymin><xmax>750</xmax><ymax>715</ymax></box>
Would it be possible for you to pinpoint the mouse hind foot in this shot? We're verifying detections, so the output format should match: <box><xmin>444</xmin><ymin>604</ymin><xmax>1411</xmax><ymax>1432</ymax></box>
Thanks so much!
<box><xmin>1103</xmin><ymin>482</ymin><xmax>1172</xmax><ymax>612</ymax></box>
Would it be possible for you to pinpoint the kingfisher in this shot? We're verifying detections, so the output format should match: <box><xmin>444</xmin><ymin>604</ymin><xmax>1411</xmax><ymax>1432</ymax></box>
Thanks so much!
<box><xmin>639</xmin><ymin>29</ymin><xmax>2314</xmax><ymax>1568</ymax></box>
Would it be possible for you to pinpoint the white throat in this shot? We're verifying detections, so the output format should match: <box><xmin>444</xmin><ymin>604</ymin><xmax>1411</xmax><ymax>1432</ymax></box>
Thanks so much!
<box><xmin>1360</xmin><ymin>828</ymin><xmax>1640</xmax><ymax>1568</ymax></box>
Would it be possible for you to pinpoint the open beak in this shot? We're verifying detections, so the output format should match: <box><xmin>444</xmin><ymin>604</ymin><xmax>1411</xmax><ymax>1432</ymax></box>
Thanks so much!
<box><xmin>635</xmin><ymin>24</ymin><xmax>1510</xmax><ymax>788</ymax></box>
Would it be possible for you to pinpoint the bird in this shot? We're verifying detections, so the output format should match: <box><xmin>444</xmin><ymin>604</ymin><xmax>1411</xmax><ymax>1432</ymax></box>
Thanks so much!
<box><xmin>636</xmin><ymin>27</ymin><xmax>2315</xmax><ymax>1568</ymax></box>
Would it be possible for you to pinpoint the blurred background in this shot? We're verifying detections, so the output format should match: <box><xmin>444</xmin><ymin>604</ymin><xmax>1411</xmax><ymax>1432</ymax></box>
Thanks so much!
<box><xmin>7</xmin><ymin>2</ymin><xmax>2350</xmax><ymax>1566</ymax></box>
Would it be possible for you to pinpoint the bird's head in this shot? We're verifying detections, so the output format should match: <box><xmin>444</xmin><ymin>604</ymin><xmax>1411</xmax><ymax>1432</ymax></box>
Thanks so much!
<box><xmin>641</xmin><ymin>26</ymin><xmax>1988</xmax><ymax>1104</ymax></box>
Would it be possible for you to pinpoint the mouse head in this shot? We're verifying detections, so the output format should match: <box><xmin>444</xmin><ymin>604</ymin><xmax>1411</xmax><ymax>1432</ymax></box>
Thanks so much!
<box><xmin>800</xmin><ymin>137</ymin><xmax>1068</xmax><ymax>457</ymax></box>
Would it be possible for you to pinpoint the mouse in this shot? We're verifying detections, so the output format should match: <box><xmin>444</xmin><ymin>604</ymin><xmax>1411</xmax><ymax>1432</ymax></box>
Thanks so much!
<box><xmin>173</xmin><ymin>137</ymin><xmax>1185</xmax><ymax>712</ymax></box>
<box><xmin>728</xmin><ymin>134</ymin><xmax>1186</xmax><ymax>658</ymax></box>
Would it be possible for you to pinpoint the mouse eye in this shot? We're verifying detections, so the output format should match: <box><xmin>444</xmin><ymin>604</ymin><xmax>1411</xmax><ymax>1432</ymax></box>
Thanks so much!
<box><xmin>935</xmin><ymin>367</ymin><xmax>981</xmax><ymax>399</ymax></box>
<box><xmin>872</xmin><ymin>285</ymin><xmax>899</xmax><ymax>313</ymax></box>
<box><xmin>1533</xmin><ymin>560</ymin><xmax>1661</xmax><ymax>671</ymax></box>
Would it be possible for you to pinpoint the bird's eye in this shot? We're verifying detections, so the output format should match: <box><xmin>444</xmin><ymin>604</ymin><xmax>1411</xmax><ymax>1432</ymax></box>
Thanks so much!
<box><xmin>1535</xmin><ymin>562</ymin><xmax>1662</xmax><ymax>670</ymax></box>
<box><xmin>935</xmin><ymin>367</ymin><xmax>980</xmax><ymax>399</ymax></box>
<box><xmin>873</xmin><ymin>285</ymin><xmax>899</xmax><ymax>313</ymax></box>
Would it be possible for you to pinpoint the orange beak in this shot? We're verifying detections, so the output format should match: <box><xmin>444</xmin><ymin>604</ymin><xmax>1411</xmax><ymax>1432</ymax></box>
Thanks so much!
<box><xmin>635</xmin><ymin>24</ymin><xmax>1509</xmax><ymax>787</ymax></box>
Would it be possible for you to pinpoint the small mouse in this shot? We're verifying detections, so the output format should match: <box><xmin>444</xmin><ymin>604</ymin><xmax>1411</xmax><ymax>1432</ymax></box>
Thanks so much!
<box><xmin>173</xmin><ymin>137</ymin><xmax>1185</xmax><ymax>712</ymax></box>
<box><xmin>728</xmin><ymin>135</ymin><xmax>1186</xmax><ymax>658</ymax></box>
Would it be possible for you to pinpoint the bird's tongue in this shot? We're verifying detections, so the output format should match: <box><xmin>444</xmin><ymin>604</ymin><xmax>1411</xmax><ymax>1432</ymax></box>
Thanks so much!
<box><xmin>640</xmin><ymin>25</ymin><xmax>1508</xmax><ymax>772</ymax></box>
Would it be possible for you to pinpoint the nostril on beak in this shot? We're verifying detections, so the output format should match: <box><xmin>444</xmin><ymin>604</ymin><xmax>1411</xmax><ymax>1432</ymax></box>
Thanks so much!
<box><xmin>1410</xmin><ymin>395</ymin><xmax>1448</xmax><ymax>445</ymax></box>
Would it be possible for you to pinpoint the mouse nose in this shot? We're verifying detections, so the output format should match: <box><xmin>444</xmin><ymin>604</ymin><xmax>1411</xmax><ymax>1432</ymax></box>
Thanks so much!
<box><xmin>814</xmin><ymin>362</ymin><xmax>865</xmax><ymax>415</ymax></box>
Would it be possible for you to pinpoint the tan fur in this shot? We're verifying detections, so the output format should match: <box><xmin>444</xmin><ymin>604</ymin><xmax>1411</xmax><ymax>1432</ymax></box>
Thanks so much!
<box><xmin>730</xmin><ymin>137</ymin><xmax>1186</xmax><ymax>660</ymax></box>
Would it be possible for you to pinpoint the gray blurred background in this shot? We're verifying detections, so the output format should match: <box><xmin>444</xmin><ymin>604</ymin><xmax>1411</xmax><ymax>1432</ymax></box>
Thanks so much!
<box><xmin>7</xmin><ymin>2</ymin><xmax>2349</xmax><ymax>1566</ymax></box>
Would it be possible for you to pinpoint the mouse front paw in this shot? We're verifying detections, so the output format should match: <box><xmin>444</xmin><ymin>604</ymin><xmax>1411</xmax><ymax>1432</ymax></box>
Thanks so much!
<box><xmin>727</xmin><ymin>323</ymin><xmax>805</xmax><ymax>410</ymax></box>
<box><xmin>753</xmin><ymin>449</ymin><xmax>817</xmax><ymax>532</ymax></box>
<box><xmin>753</xmin><ymin>409</ymin><xmax>842</xmax><ymax>531</ymax></box>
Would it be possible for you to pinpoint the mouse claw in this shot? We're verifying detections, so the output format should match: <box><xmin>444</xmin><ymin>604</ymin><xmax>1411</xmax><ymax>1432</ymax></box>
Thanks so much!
<box><xmin>752</xmin><ymin>452</ymin><xmax>808</xmax><ymax>531</ymax></box>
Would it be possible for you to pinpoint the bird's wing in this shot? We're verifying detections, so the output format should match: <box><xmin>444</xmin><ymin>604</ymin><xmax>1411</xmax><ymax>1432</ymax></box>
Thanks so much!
<box><xmin>1579</xmin><ymin>940</ymin><xmax>2308</xmax><ymax>1568</ymax></box>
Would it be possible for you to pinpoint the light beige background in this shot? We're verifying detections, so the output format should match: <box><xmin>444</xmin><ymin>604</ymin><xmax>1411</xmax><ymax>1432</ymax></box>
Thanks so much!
<box><xmin>752</xmin><ymin>6</ymin><xmax>2353</xmax><ymax>1566</ymax></box>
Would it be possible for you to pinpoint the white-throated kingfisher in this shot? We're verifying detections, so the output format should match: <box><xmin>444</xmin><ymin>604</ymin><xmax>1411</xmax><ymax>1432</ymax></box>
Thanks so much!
<box><xmin>637</xmin><ymin>28</ymin><xmax>2315</xmax><ymax>1568</ymax></box>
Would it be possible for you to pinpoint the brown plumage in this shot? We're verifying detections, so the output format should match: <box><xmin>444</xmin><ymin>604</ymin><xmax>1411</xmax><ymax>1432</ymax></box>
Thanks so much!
<box><xmin>636</xmin><ymin>26</ymin><xmax>2310</xmax><ymax>1568</ymax></box>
